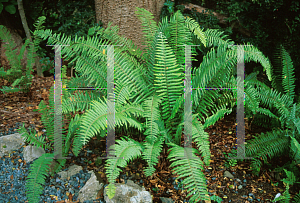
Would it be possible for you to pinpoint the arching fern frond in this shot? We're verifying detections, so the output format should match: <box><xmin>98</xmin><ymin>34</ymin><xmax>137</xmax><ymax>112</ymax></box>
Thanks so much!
<box><xmin>184</xmin><ymin>15</ymin><xmax>206</xmax><ymax>47</ymax></box>
<box><xmin>72</xmin><ymin>98</ymin><xmax>144</xmax><ymax>156</ymax></box>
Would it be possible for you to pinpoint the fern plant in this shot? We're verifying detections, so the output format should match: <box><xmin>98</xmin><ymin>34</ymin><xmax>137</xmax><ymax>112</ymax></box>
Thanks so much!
<box><xmin>16</xmin><ymin>71</ymin><xmax>83</xmax><ymax>202</ymax></box>
<box><xmin>0</xmin><ymin>16</ymin><xmax>48</xmax><ymax>94</ymax></box>
<box><xmin>32</xmin><ymin>7</ymin><xmax>272</xmax><ymax>202</ymax></box>
<box><xmin>0</xmin><ymin>25</ymin><xmax>35</xmax><ymax>93</ymax></box>
<box><xmin>271</xmin><ymin>169</ymin><xmax>300</xmax><ymax>203</ymax></box>
<box><xmin>243</xmin><ymin>45</ymin><xmax>300</xmax><ymax>176</ymax></box>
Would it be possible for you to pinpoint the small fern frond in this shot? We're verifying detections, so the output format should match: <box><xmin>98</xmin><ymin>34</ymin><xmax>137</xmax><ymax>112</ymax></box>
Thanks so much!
<box><xmin>203</xmin><ymin>108</ymin><xmax>232</xmax><ymax>129</ymax></box>
<box><xmin>142</xmin><ymin>136</ymin><xmax>164</xmax><ymax>177</ymax></box>
<box><xmin>289</xmin><ymin>136</ymin><xmax>300</xmax><ymax>164</ymax></box>
<box><xmin>143</xmin><ymin>94</ymin><xmax>162</xmax><ymax>143</ymax></box>
<box><xmin>167</xmin><ymin>143</ymin><xmax>210</xmax><ymax>203</ymax></box>
<box><xmin>16</xmin><ymin>123</ymin><xmax>52</xmax><ymax>150</ymax></box>
<box><xmin>105</xmin><ymin>137</ymin><xmax>143</xmax><ymax>199</ymax></box>
<box><xmin>72</xmin><ymin>98</ymin><xmax>144</xmax><ymax>156</ymax></box>
<box><xmin>191</xmin><ymin>114</ymin><xmax>211</xmax><ymax>166</ymax></box>
<box><xmin>25</xmin><ymin>153</ymin><xmax>55</xmax><ymax>203</ymax></box>
<box><xmin>292</xmin><ymin>191</ymin><xmax>300</xmax><ymax>203</ymax></box>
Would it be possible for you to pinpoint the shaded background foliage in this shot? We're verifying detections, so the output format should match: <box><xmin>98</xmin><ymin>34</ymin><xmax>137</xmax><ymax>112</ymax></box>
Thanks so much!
<box><xmin>162</xmin><ymin>0</ymin><xmax>300</xmax><ymax>95</ymax></box>
<box><xmin>1</xmin><ymin>0</ymin><xmax>299</xmax><ymax>89</ymax></box>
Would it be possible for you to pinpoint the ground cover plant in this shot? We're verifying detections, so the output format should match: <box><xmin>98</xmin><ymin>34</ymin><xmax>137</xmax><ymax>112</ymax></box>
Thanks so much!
<box><xmin>16</xmin><ymin>7</ymin><xmax>277</xmax><ymax>202</ymax></box>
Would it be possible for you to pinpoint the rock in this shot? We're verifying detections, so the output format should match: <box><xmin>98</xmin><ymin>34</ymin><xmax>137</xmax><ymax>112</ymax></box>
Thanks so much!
<box><xmin>57</xmin><ymin>164</ymin><xmax>83</xmax><ymax>180</ymax></box>
<box><xmin>238</xmin><ymin>185</ymin><xmax>243</xmax><ymax>190</ymax></box>
<box><xmin>2</xmin><ymin>133</ymin><xmax>157</xmax><ymax>202</ymax></box>
<box><xmin>77</xmin><ymin>170</ymin><xmax>103</xmax><ymax>202</ymax></box>
<box><xmin>223</xmin><ymin>171</ymin><xmax>234</xmax><ymax>179</ymax></box>
<box><xmin>0</xmin><ymin>132</ymin><xmax>26</xmax><ymax>157</ymax></box>
<box><xmin>23</xmin><ymin>144</ymin><xmax>46</xmax><ymax>162</ymax></box>
<box><xmin>104</xmin><ymin>179</ymin><xmax>152</xmax><ymax>203</ymax></box>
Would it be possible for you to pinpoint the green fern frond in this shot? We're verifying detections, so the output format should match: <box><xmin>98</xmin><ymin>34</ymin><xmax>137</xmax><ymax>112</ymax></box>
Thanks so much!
<box><xmin>16</xmin><ymin>123</ymin><xmax>52</xmax><ymax>150</ymax></box>
<box><xmin>153</xmin><ymin>31</ymin><xmax>184</xmax><ymax>123</ymax></box>
<box><xmin>192</xmin><ymin>44</ymin><xmax>234</xmax><ymax>109</ymax></box>
<box><xmin>191</xmin><ymin>114</ymin><xmax>211</xmax><ymax>166</ymax></box>
<box><xmin>257</xmin><ymin>87</ymin><xmax>293</xmax><ymax>115</ymax></box>
<box><xmin>244</xmin><ymin>82</ymin><xmax>260</xmax><ymax>114</ymax></box>
<box><xmin>204</xmin><ymin>29</ymin><xmax>235</xmax><ymax>48</ymax></box>
<box><xmin>72</xmin><ymin>98</ymin><xmax>144</xmax><ymax>156</ymax></box>
<box><xmin>184</xmin><ymin>15</ymin><xmax>206</xmax><ymax>47</ymax></box>
<box><xmin>280</xmin><ymin>45</ymin><xmax>296</xmax><ymax>101</ymax></box>
<box><xmin>135</xmin><ymin>7</ymin><xmax>158</xmax><ymax>50</ymax></box>
<box><xmin>38</xmin><ymin>85</ymin><xmax>67</xmax><ymax>142</ymax></box>
<box><xmin>203</xmin><ymin>108</ymin><xmax>232</xmax><ymax>129</ymax></box>
<box><xmin>61</xmin><ymin>90</ymin><xmax>101</xmax><ymax>115</ymax></box>
<box><xmin>34</xmin><ymin>29</ymin><xmax>109</xmax><ymax>88</ymax></box>
<box><xmin>272</xmin><ymin>183</ymin><xmax>290</xmax><ymax>203</ymax></box>
<box><xmin>166</xmin><ymin>143</ymin><xmax>210</xmax><ymax>203</ymax></box>
<box><xmin>25</xmin><ymin>153</ymin><xmax>55</xmax><ymax>203</ymax></box>
<box><xmin>290</xmin><ymin>136</ymin><xmax>300</xmax><ymax>164</ymax></box>
<box><xmin>242</xmin><ymin>43</ymin><xmax>272</xmax><ymax>82</ymax></box>
<box><xmin>168</xmin><ymin>10</ymin><xmax>196</xmax><ymax>66</ymax></box>
<box><xmin>143</xmin><ymin>94</ymin><xmax>162</xmax><ymax>143</ymax></box>
<box><xmin>0</xmin><ymin>25</ymin><xmax>23</xmax><ymax>72</ymax></box>
<box><xmin>292</xmin><ymin>191</ymin><xmax>300</xmax><ymax>203</ymax></box>
<box><xmin>105</xmin><ymin>137</ymin><xmax>143</xmax><ymax>198</ymax></box>
<box><xmin>245</xmin><ymin>129</ymin><xmax>290</xmax><ymax>174</ymax></box>
<box><xmin>255</xmin><ymin>107</ymin><xmax>279</xmax><ymax>120</ymax></box>
<box><xmin>142</xmin><ymin>136</ymin><xmax>164</xmax><ymax>177</ymax></box>
<box><xmin>64</xmin><ymin>113</ymin><xmax>83</xmax><ymax>155</ymax></box>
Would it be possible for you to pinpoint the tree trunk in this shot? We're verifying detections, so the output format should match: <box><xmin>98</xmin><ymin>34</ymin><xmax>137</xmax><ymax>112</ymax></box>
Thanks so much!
<box><xmin>17</xmin><ymin>0</ymin><xmax>43</xmax><ymax>77</ymax></box>
<box><xmin>95</xmin><ymin>0</ymin><xmax>165</xmax><ymax>56</ymax></box>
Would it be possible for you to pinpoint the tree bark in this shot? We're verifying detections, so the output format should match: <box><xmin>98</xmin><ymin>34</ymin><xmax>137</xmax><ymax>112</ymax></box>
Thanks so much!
<box><xmin>17</xmin><ymin>0</ymin><xmax>43</xmax><ymax>77</ymax></box>
<box><xmin>95</xmin><ymin>0</ymin><xmax>165</xmax><ymax>56</ymax></box>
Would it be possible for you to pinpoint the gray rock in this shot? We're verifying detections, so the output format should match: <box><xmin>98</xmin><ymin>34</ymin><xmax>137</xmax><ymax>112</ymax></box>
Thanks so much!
<box><xmin>77</xmin><ymin>170</ymin><xmax>103</xmax><ymax>202</ymax></box>
<box><xmin>57</xmin><ymin>164</ymin><xmax>83</xmax><ymax>180</ymax></box>
<box><xmin>238</xmin><ymin>185</ymin><xmax>243</xmax><ymax>189</ymax></box>
<box><xmin>23</xmin><ymin>145</ymin><xmax>46</xmax><ymax>162</ymax></box>
<box><xmin>0</xmin><ymin>133</ymin><xmax>26</xmax><ymax>157</ymax></box>
<box><xmin>104</xmin><ymin>180</ymin><xmax>152</xmax><ymax>203</ymax></box>
<box><xmin>223</xmin><ymin>171</ymin><xmax>234</xmax><ymax>179</ymax></box>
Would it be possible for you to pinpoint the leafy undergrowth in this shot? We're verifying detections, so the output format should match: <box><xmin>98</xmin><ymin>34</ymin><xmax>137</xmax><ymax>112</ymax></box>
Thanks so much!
<box><xmin>1</xmin><ymin>73</ymin><xmax>300</xmax><ymax>202</ymax></box>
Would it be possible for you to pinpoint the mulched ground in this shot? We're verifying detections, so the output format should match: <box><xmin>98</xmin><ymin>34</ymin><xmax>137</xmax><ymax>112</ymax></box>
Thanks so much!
<box><xmin>1</xmin><ymin>72</ymin><xmax>300</xmax><ymax>203</ymax></box>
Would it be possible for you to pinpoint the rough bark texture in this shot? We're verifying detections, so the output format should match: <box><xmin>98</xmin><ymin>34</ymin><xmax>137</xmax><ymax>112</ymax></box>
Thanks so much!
<box><xmin>95</xmin><ymin>0</ymin><xmax>165</xmax><ymax>54</ymax></box>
